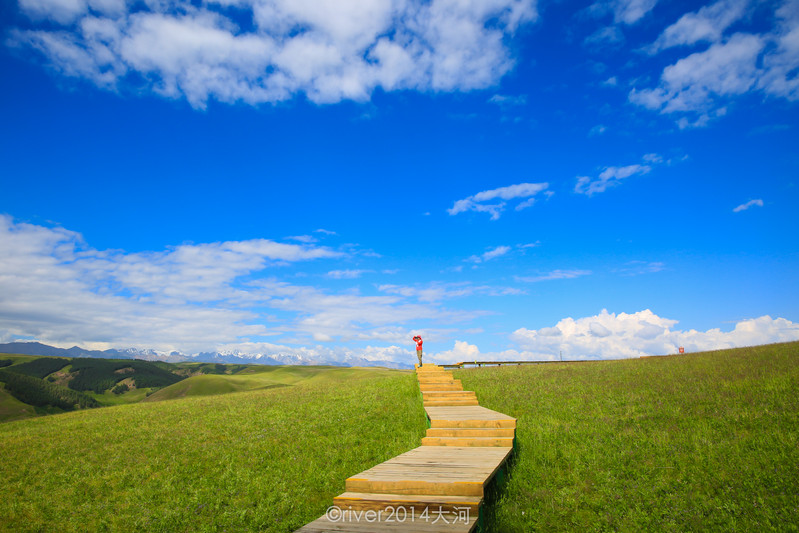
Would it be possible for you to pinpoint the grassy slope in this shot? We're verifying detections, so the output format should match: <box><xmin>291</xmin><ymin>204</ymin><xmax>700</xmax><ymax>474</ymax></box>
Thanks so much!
<box><xmin>0</xmin><ymin>384</ymin><xmax>37</xmax><ymax>422</ymax></box>
<box><xmin>0</xmin><ymin>368</ymin><xmax>426</xmax><ymax>533</ymax></box>
<box><xmin>143</xmin><ymin>365</ymin><xmax>393</xmax><ymax>402</ymax></box>
<box><xmin>456</xmin><ymin>342</ymin><xmax>799</xmax><ymax>532</ymax></box>
<box><xmin>0</xmin><ymin>355</ymin><xmax>66</xmax><ymax>420</ymax></box>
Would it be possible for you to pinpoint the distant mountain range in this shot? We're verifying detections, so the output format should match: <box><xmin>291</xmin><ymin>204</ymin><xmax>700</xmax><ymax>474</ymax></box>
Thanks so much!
<box><xmin>0</xmin><ymin>342</ymin><xmax>411</xmax><ymax>369</ymax></box>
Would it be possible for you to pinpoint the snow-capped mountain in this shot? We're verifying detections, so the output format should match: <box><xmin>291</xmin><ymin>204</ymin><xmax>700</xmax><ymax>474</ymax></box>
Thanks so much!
<box><xmin>0</xmin><ymin>342</ymin><xmax>412</xmax><ymax>369</ymax></box>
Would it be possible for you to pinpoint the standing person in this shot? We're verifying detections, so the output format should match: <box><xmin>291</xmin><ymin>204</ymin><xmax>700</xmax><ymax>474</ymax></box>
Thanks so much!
<box><xmin>413</xmin><ymin>335</ymin><xmax>423</xmax><ymax>367</ymax></box>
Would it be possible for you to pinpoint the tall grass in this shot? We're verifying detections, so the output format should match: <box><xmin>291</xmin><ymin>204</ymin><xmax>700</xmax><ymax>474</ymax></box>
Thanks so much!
<box><xmin>457</xmin><ymin>342</ymin><xmax>799</xmax><ymax>532</ymax></box>
<box><xmin>0</xmin><ymin>369</ymin><xmax>426</xmax><ymax>532</ymax></box>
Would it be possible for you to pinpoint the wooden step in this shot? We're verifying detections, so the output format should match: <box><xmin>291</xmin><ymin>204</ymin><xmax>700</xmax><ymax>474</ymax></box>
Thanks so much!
<box><xmin>333</xmin><ymin>492</ymin><xmax>482</xmax><ymax>514</ymax></box>
<box><xmin>423</xmin><ymin>399</ymin><xmax>480</xmax><ymax>407</ymax></box>
<box><xmin>425</xmin><ymin>407</ymin><xmax>516</xmax><ymax>428</ymax></box>
<box><xmin>419</xmin><ymin>382</ymin><xmax>463</xmax><ymax>391</ymax></box>
<box><xmin>415</xmin><ymin>370</ymin><xmax>451</xmax><ymax>377</ymax></box>
<box><xmin>422</xmin><ymin>436</ymin><xmax>514</xmax><ymax>447</ymax></box>
<box><xmin>422</xmin><ymin>391</ymin><xmax>476</xmax><ymax>398</ymax></box>
<box><xmin>297</xmin><ymin>514</ymin><xmax>477</xmax><ymax>532</ymax></box>
<box><xmin>426</xmin><ymin>428</ymin><xmax>515</xmax><ymax>438</ymax></box>
<box><xmin>345</xmin><ymin>446</ymin><xmax>511</xmax><ymax>498</ymax></box>
<box><xmin>417</xmin><ymin>376</ymin><xmax>455</xmax><ymax>383</ymax></box>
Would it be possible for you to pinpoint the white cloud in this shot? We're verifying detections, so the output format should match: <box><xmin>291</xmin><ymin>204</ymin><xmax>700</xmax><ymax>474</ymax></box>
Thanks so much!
<box><xmin>648</xmin><ymin>0</ymin><xmax>750</xmax><ymax>53</ymax></box>
<box><xmin>575</xmin><ymin>163</ymin><xmax>652</xmax><ymax>196</ymax></box>
<box><xmin>614</xmin><ymin>261</ymin><xmax>665</xmax><ymax>275</ymax></box>
<box><xmin>326</xmin><ymin>269</ymin><xmax>370</xmax><ymax>279</ymax></box>
<box><xmin>488</xmin><ymin>94</ymin><xmax>527</xmax><ymax>106</ymax></box>
<box><xmin>589</xmin><ymin>124</ymin><xmax>607</xmax><ymax>136</ymax></box>
<box><xmin>430</xmin><ymin>340</ymin><xmax>481</xmax><ymax>364</ymax></box>
<box><xmin>632</xmin><ymin>0</ymin><xmax>799</xmax><ymax>125</ymax></box>
<box><xmin>10</xmin><ymin>0</ymin><xmax>539</xmax><ymax>108</ymax></box>
<box><xmin>515</xmin><ymin>269</ymin><xmax>592</xmax><ymax>283</ymax></box>
<box><xmin>512</xmin><ymin>309</ymin><xmax>799</xmax><ymax>359</ymax></box>
<box><xmin>448</xmin><ymin>182</ymin><xmax>550</xmax><ymax>220</ymax></box>
<box><xmin>733</xmin><ymin>198</ymin><xmax>764</xmax><ymax>212</ymax></box>
<box><xmin>589</xmin><ymin>0</ymin><xmax>660</xmax><ymax>25</ymax></box>
<box><xmin>630</xmin><ymin>34</ymin><xmax>763</xmax><ymax>114</ymax></box>
<box><xmin>378</xmin><ymin>282</ymin><xmax>523</xmax><ymax>303</ymax></box>
<box><xmin>466</xmin><ymin>245</ymin><xmax>511</xmax><ymax>263</ymax></box>
<box><xmin>0</xmin><ymin>215</ymin><xmax>476</xmax><ymax>353</ymax></box>
<box><xmin>584</xmin><ymin>25</ymin><xmax>625</xmax><ymax>46</ymax></box>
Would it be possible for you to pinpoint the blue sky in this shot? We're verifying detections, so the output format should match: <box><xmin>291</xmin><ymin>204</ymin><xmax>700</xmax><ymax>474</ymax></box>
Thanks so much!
<box><xmin>1</xmin><ymin>0</ymin><xmax>798</xmax><ymax>364</ymax></box>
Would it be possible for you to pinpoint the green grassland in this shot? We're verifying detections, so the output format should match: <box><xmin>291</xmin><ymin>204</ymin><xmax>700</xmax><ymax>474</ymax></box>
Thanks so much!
<box><xmin>144</xmin><ymin>365</ymin><xmax>396</xmax><ymax>402</ymax></box>
<box><xmin>1</xmin><ymin>343</ymin><xmax>796</xmax><ymax>532</ymax></box>
<box><xmin>457</xmin><ymin>342</ymin><xmax>799</xmax><ymax>531</ymax></box>
<box><xmin>0</xmin><ymin>367</ymin><xmax>425</xmax><ymax>532</ymax></box>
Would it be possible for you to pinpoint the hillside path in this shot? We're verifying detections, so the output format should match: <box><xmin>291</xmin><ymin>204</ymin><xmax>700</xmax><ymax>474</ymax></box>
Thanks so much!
<box><xmin>296</xmin><ymin>364</ymin><xmax>516</xmax><ymax>532</ymax></box>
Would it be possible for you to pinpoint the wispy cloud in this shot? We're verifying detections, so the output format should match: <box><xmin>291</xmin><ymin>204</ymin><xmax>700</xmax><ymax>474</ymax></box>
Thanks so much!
<box><xmin>326</xmin><ymin>269</ymin><xmax>370</xmax><ymax>279</ymax></box>
<box><xmin>286</xmin><ymin>235</ymin><xmax>318</xmax><ymax>243</ymax></box>
<box><xmin>515</xmin><ymin>269</ymin><xmax>592</xmax><ymax>282</ymax></box>
<box><xmin>575</xmin><ymin>163</ymin><xmax>652</xmax><ymax>196</ymax></box>
<box><xmin>488</xmin><ymin>94</ymin><xmax>528</xmax><ymax>107</ymax></box>
<box><xmin>614</xmin><ymin>261</ymin><xmax>665</xmax><ymax>276</ymax></box>
<box><xmin>466</xmin><ymin>246</ymin><xmax>511</xmax><ymax>264</ymax></box>
<box><xmin>448</xmin><ymin>182</ymin><xmax>550</xmax><ymax>220</ymax></box>
<box><xmin>733</xmin><ymin>199</ymin><xmax>764</xmax><ymax>212</ymax></box>
<box><xmin>589</xmin><ymin>124</ymin><xmax>607</xmax><ymax>136</ymax></box>
<box><xmin>378</xmin><ymin>282</ymin><xmax>523</xmax><ymax>303</ymax></box>
<box><xmin>9</xmin><ymin>0</ymin><xmax>538</xmax><ymax>108</ymax></box>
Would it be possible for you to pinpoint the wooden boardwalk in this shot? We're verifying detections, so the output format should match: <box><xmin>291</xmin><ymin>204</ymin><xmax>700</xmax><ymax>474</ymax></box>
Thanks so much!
<box><xmin>296</xmin><ymin>364</ymin><xmax>516</xmax><ymax>532</ymax></box>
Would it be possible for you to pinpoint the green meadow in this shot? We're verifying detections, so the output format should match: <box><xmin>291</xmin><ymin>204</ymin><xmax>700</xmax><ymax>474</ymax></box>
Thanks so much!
<box><xmin>458</xmin><ymin>342</ymin><xmax>799</xmax><ymax>531</ymax></box>
<box><xmin>0</xmin><ymin>367</ymin><xmax>426</xmax><ymax>532</ymax></box>
<box><xmin>1</xmin><ymin>343</ymin><xmax>797</xmax><ymax>532</ymax></box>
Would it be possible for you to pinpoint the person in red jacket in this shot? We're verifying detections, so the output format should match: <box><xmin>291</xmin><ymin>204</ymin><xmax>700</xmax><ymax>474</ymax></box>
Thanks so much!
<box><xmin>413</xmin><ymin>335</ymin><xmax>423</xmax><ymax>366</ymax></box>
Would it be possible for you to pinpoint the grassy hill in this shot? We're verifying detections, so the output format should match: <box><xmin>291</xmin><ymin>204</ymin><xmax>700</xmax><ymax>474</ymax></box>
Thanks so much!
<box><xmin>457</xmin><ymin>341</ymin><xmax>799</xmax><ymax>531</ymax></box>
<box><xmin>0</xmin><ymin>366</ymin><xmax>424</xmax><ymax>532</ymax></box>
<box><xmin>143</xmin><ymin>365</ymin><xmax>398</xmax><ymax>402</ymax></box>
<box><xmin>0</xmin><ymin>342</ymin><xmax>796</xmax><ymax>532</ymax></box>
<box><xmin>0</xmin><ymin>353</ymin><xmax>411</xmax><ymax>422</ymax></box>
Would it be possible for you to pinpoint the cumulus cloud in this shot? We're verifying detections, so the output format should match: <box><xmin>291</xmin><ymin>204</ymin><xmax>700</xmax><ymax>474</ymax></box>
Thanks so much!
<box><xmin>511</xmin><ymin>309</ymin><xmax>799</xmax><ymax>359</ymax></box>
<box><xmin>448</xmin><ymin>182</ymin><xmax>550</xmax><ymax>220</ymax></box>
<box><xmin>632</xmin><ymin>0</ymin><xmax>799</xmax><ymax>126</ymax></box>
<box><xmin>9</xmin><ymin>0</ymin><xmax>538</xmax><ymax>108</ymax></box>
<box><xmin>733</xmin><ymin>199</ymin><xmax>764</xmax><ymax>212</ymax></box>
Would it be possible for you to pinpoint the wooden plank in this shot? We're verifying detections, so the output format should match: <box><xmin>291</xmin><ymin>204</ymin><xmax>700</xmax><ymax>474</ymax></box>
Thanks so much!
<box><xmin>345</xmin><ymin>446</ymin><xmax>512</xmax><ymax>497</ymax></box>
<box><xmin>421</xmin><ymin>436</ymin><xmax>513</xmax><ymax>447</ymax></box>
<box><xmin>425</xmin><ymin>406</ymin><xmax>516</xmax><ymax>429</ymax></box>
<box><xmin>297</xmin><ymin>514</ymin><xmax>476</xmax><ymax>532</ymax></box>
<box><xmin>426</xmin><ymin>428</ymin><xmax>515</xmax><ymax>438</ymax></box>
<box><xmin>333</xmin><ymin>492</ymin><xmax>481</xmax><ymax>513</ymax></box>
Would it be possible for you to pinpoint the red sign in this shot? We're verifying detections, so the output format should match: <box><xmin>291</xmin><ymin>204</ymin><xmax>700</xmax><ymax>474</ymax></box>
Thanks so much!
<box><xmin>679</xmin><ymin>347</ymin><xmax>685</xmax><ymax>354</ymax></box>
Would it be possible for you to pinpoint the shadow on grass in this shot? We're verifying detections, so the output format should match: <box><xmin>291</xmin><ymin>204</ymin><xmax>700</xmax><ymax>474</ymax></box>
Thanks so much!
<box><xmin>479</xmin><ymin>441</ymin><xmax>520</xmax><ymax>532</ymax></box>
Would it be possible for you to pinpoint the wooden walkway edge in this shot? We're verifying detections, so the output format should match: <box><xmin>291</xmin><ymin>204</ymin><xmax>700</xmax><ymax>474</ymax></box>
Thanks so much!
<box><xmin>296</xmin><ymin>364</ymin><xmax>516</xmax><ymax>532</ymax></box>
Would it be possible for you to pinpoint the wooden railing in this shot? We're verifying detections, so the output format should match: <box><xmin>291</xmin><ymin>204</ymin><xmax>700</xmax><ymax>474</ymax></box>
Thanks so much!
<box><xmin>442</xmin><ymin>359</ymin><xmax>594</xmax><ymax>370</ymax></box>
